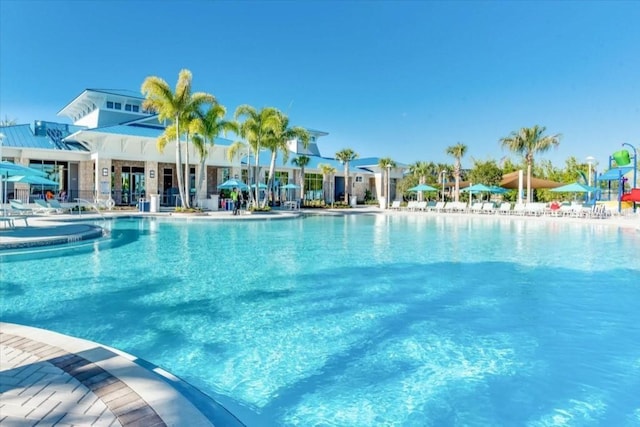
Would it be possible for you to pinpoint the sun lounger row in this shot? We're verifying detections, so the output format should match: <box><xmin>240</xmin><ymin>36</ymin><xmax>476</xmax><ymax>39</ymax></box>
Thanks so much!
<box><xmin>391</xmin><ymin>201</ymin><xmax>613</xmax><ymax>219</ymax></box>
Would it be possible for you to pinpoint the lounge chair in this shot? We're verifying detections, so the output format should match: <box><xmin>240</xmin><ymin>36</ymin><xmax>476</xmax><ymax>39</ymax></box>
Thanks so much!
<box><xmin>470</xmin><ymin>202</ymin><xmax>484</xmax><ymax>214</ymax></box>
<box><xmin>481</xmin><ymin>202</ymin><xmax>496</xmax><ymax>214</ymax></box>
<box><xmin>34</xmin><ymin>199</ymin><xmax>59</xmax><ymax>214</ymax></box>
<box><xmin>48</xmin><ymin>199</ymin><xmax>69</xmax><ymax>213</ymax></box>
<box><xmin>8</xmin><ymin>200</ymin><xmax>32</xmax><ymax>226</ymax></box>
<box><xmin>497</xmin><ymin>202</ymin><xmax>512</xmax><ymax>215</ymax></box>
<box><xmin>390</xmin><ymin>200</ymin><xmax>401</xmax><ymax>210</ymax></box>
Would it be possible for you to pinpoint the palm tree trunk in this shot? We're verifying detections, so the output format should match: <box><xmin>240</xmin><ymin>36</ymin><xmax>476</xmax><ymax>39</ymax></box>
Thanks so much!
<box><xmin>300</xmin><ymin>167</ymin><xmax>305</xmax><ymax>206</ymax></box>
<box><xmin>197</xmin><ymin>157</ymin><xmax>206</xmax><ymax>204</ymax></box>
<box><xmin>184</xmin><ymin>132</ymin><xmax>191</xmax><ymax>208</ymax></box>
<box><xmin>175</xmin><ymin>115</ymin><xmax>186</xmax><ymax>209</ymax></box>
<box><xmin>344</xmin><ymin>163</ymin><xmax>350</xmax><ymax>204</ymax></box>
<box><xmin>527</xmin><ymin>162</ymin><xmax>532</xmax><ymax>203</ymax></box>
<box><xmin>262</xmin><ymin>152</ymin><xmax>277</xmax><ymax>208</ymax></box>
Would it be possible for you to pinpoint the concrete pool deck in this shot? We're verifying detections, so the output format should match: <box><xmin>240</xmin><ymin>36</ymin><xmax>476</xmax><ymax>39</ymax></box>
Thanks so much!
<box><xmin>1</xmin><ymin>206</ymin><xmax>637</xmax><ymax>425</ymax></box>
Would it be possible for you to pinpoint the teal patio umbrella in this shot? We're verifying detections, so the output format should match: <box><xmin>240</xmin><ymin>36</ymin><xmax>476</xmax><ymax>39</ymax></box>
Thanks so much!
<box><xmin>1</xmin><ymin>162</ymin><xmax>49</xmax><ymax>214</ymax></box>
<box><xmin>461</xmin><ymin>183</ymin><xmax>494</xmax><ymax>202</ymax></box>
<box><xmin>550</xmin><ymin>182</ymin><xmax>597</xmax><ymax>193</ymax></box>
<box><xmin>281</xmin><ymin>183</ymin><xmax>300</xmax><ymax>201</ymax></box>
<box><xmin>408</xmin><ymin>184</ymin><xmax>438</xmax><ymax>192</ymax></box>
<box><xmin>217</xmin><ymin>179</ymin><xmax>248</xmax><ymax>190</ymax></box>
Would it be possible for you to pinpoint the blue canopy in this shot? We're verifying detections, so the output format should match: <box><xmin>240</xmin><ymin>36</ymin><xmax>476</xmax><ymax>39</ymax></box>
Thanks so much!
<box><xmin>217</xmin><ymin>179</ymin><xmax>248</xmax><ymax>190</ymax></box>
<box><xmin>550</xmin><ymin>182</ymin><xmax>597</xmax><ymax>193</ymax></box>
<box><xmin>598</xmin><ymin>167</ymin><xmax>633</xmax><ymax>181</ymax></box>
<box><xmin>408</xmin><ymin>184</ymin><xmax>438</xmax><ymax>192</ymax></box>
<box><xmin>461</xmin><ymin>183</ymin><xmax>494</xmax><ymax>193</ymax></box>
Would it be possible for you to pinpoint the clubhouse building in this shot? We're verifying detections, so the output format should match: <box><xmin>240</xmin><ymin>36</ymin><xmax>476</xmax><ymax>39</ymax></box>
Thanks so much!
<box><xmin>1</xmin><ymin>89</ymin><xmax>400</xmax><ymax>208</ymax></box>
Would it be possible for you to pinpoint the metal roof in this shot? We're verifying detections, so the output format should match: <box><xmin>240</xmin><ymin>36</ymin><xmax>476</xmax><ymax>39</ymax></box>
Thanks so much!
<box><xmin>66</xmin><ymin>123</ymin><xmax>235</xmax><ymax>147</ymax></box>
<box><xmin>0</xmin><ymin>123</ymin><xmax>88</xmax><ymax>151</ymax></box>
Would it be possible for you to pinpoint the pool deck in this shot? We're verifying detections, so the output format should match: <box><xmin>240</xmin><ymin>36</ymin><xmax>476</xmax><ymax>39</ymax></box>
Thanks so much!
<box><xmin>1</xmin><ymin>206</ymin><xmax>638</xmax><ymax>425</ymax></box>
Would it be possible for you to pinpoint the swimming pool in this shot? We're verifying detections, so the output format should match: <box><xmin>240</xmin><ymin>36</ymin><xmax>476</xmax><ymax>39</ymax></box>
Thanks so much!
<box><xmin>2</xmin><ymin>214</ymin><xmax>639</xmax><ymax>426</ymax></box>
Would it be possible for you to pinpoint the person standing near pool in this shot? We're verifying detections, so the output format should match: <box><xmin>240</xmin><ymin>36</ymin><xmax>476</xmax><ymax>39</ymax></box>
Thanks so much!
<box><xmin>231</xmin><ymin>187</ymin><xmax>240</xmax><ymax>215</ymax></box>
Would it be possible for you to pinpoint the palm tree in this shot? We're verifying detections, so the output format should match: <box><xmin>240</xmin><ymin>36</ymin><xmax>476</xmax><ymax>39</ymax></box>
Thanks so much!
<box><xmin>335</xmin><ymin>148</ymin><xmax>358</xmax><ymax>204</ymax></box>
<box><xmin>445</xmin><ymin>142</ymin><xmax>467</xmax><ymax>202</ymax></box>
<box><xmin>141</xmin><ymin>69</ymin><xmax>214</xmax><ymax>208</ymax></box>
<box><xmin>500</xmin><ymin>125</ymin><xmax>561</xmax><ymax>203</ymax></box>
<box><xmin>189</xmin><ymin>103</ymin><xmax>237</xmax><ymax>204</ymax></box>
<box><xmin>318</xmin><ymin>163</ymin><xmax>337</xmax><ymax>206</ymax></box>
<box><xmin>234</xmin><ymin>105</ymin><xmax>280</xmax><ymax>204</ymax></box>
<box><xmin>378</xmin><ymin>157</ymin><xmax>396</xmax><ymax>206</ymax></box>
<box><xmin>408</xmin><ymin>161</ymin><xmax>430</xmax><ymax>201</ymax></box>
<box><xmin>291</xmin><ymin>154</ymin><xmax>311</xmax><ymax>206</ymax></box>
<box><xmin>262</xmin><ymin>110</ymin><xmax>310</xmax><ymax>208</ymax></box>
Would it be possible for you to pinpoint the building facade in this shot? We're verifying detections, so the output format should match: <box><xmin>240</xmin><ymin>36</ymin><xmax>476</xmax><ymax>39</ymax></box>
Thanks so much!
<box><xmin>1</xmin><ymin>89</ymin><xmax>400</xmax><ymax>207</ymax></box>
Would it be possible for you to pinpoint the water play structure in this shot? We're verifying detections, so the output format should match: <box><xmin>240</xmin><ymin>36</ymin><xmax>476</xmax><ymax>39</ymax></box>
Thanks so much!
<box><xmin>597</xmin><ymin>143</ymin><xmax>638</xmax><ymax>213</ymax></box>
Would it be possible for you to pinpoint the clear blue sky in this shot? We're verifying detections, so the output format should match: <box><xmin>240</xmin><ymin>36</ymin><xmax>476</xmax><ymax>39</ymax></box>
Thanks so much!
<box><xmin>1</xmin><ymin>0</ymin><xmax>639</xmax><ymax>170</ymax></box>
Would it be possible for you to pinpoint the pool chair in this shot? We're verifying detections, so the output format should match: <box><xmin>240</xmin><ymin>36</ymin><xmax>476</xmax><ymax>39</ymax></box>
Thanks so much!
<box><xmin>470</xmin><ymin>202</ymin><xmax>484</xmax><ymax>214</ymax></box>
<box><xmin>8</xmin><ymin>200</ymin><xmax>32</xmax><ymax>227</ymax></box>
<box><xmin>481</xmin><ymin>202</ymin><xmax>496</xmax><ymax>214</ymax></box>
<box><xmin>34</xmin><ymin>199</ymin><xmax>60</xmax><ymax>214</ymax></box>
<box><xmin>48</xmin><ymin>199</ymin><xmax>69</xmax><ymax>213</ymax></box>
<box><xmin>497</xmin><ymin>202</ymin><xmax>512</xmax><ymax>215</ymax></box>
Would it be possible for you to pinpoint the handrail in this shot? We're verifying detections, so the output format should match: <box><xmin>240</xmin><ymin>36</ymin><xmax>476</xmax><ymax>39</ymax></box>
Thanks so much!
<box><xmin>74</xmin><ymin>198</ymin><xmax>106</xmax><ymax>219</ymax></box>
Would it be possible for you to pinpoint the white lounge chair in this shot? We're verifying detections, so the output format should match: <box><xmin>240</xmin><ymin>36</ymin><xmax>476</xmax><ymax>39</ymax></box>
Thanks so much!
<box><xmin>481</xmin><ymin>202</ymin><xmax>496</xmax><ymax>214</ymax></box>
<box><xmin>497</xmin><ymin>202</ymin><xmax>511</xmax><ymax>215</ymax></box>
<box><xmin>390</xmin><ymin>200</ymin><xmax>401</xmax><ymax>210</ymax></box>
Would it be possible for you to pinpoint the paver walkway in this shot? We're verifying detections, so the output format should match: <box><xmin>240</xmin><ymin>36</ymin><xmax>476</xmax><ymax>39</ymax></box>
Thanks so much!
<box><xmin>0</xmin><ymin>324</ymin><xmax>223</xmax><ymax>427</ymax></box>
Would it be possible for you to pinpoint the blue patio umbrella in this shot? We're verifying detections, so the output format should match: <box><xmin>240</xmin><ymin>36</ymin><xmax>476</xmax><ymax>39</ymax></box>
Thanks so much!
<box><xmin>461</xmin><ymin>183</ymin><xmax>494</xmax><ymax>193</ymax></box>
<box><xmin>408</xmin><ymin>184</ymin><xmax>438</xmax><ymax>192</ymax></box>
<box><xmin>217</xmin><ymin>179</ymin><xmax>248</xmax><ymax>190</ymax></box>
<box><xmin>4</xmin><ymin>175</ymin><xmax>59</xmax><ymax>186</ymax></box>
<box><xmin>1</xmin><ymin>162</ymin><xmax>50</xmax><ymax>214</ymax></box>
<box><xmin>550</xmin><ymin>182</ymin><xmax>597</xmax><ymax>193</ymax></box>
<box><xmin>489</xmin><ymin>186</ymin><xmax>508</xmax><ymax>194</ymax></box>
<box><xmin>250</xmin><ymin>183</ymin><xmax>268</xmax><ymax>189</ymax></box>
<box><xmin>0</xmin><ymin>161</ymin><xmax>47</xmax><ymax>177</ymax></box>
<box><xmin>281</xmin><ymin>183</ymin><xmax>300</xmax><ymax>201</ymax></box>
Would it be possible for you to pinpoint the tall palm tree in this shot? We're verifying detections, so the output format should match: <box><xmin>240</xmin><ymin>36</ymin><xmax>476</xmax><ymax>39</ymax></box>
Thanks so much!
<box><xmin>141</xmin><ymin>69</ymin><xmax>214</xmax><ymax>208</ymax></box>
<box><xmin>500</xmin><ymin>125</ymin><xmax>561</xmax><ymax>203</ymax></box>
<box><xmin>291</xmin><ymin>154</ymin><xmax>311</xmax><ymax>206</ymax></box>
<box><xmin>335</xmin><ymin>148</ymin><xmax>358</xmax><ymax>204</ymax></box>
<box><xmin>445</xmin><ymin>142</ymin><xmax>467</xmax><ymax>202</ymax></box>
<box><xmin>378</xmin><ymin>157</ymin><xmax>396</xmax><ymax>205</ymax></box>
<box><xmin>234</xmin><ymin>105</ymin><xmax>280</xmax><ymax>204</ymax></box>
<box><xmin>189</xmin><ymin>103</ymin><xmax>237</xmax><ymax>204</ymax></box>
<box><xmin>319</xmin><ymin>163</ymin><xmax>337</xmax><ymax>205</ymax></box>
<box><xmin>262</xmin><ymin>110</ymin><xmax>310</xmax><ymax>208</ymax></box>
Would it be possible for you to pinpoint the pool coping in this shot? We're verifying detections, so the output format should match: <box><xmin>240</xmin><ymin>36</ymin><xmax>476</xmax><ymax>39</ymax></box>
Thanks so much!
<box><xmin>0</xmin><ymin>322</ymin><xmax>244</xmax><ymax>427</ymax></box>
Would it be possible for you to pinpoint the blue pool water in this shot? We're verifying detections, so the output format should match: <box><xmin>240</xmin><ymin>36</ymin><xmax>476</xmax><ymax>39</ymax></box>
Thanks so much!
<box><xmin>1</xmin><ymin>214</ymin><xmax>639</xmax><ymax>426</ymax></box>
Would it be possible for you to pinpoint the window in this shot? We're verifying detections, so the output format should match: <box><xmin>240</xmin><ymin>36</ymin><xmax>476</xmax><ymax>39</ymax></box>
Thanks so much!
<box><xmin>125</xmin><ymin>104</ymin><xmax>132</xmax><ymax>111</ymax></box>
<box><xmin>132</xmin><ymin>105</ymin><xmax>139</xmax><ymax>112</ymax></box>
<box><xmin>106</xmin><ymin>101</ymin><xmax>114</xmax><ymax>109</ymax></box>
<box><xmin>114</xmin><ymin>102</ymin><xmax>122</xmax><ymax>110</ymax></box>
<box><xmin>355</xmin><ymin>176</ymin><xmax>363</xmax><ymax>183</ymax></box>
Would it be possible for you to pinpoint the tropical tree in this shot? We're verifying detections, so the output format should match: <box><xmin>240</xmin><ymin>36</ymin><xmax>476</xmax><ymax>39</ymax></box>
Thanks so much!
<box><xmin>445</xmin><ymin>142</ymin><xmax>467</xmax><ymax>202</ymax></box>
<box><xmin>318</xmin><ymin>163</ymin><xmax>337</xmax><ymax>205</ymax></box>
<box><xmin>500</xmin><ymin>125</ymin><xmax>561</xmax><ymax>203</ymax></box>
<box><xmin>467</xmin><ymin>159</ymin><xmax>503</xmax><ymax>186</ymax></box>
<box><xmin>378</xmin><ymin>157</ymin><xmax>397</xmax><ymax>205</ymax></box>
<box><xmin>234</xmin><ymin>105</ymin><xmax>280</xmax><ymax>204</ymax></box>
<box><xmin>408</xmin><ymin>160</ymin><xmax>431</xmax><ymax>201</ymax></box>
<box><xmin>141</xmin><ymin>69</ymin><xmax>214</xmax><ymax>208</ymax></box>
<box><xmin>262</xmin><ymin>110</ymin><xmax>310</xmax><ymax>208</ymax></box>
<box><xmin>189</xmin><ymin>103</ymin><xmax>237</xmax><ymax>204</ymax></box>
<box><xmin>291</xmin><ymin>154</ymin><xmax>311</xmax><ymax>206</ymax></box>
<box><xmin>335</xmin><ymin>148</ymin><xmax>358</xmax><ymax>204</ymax></box>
